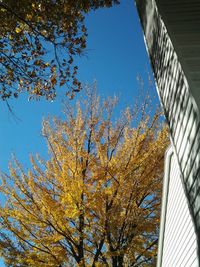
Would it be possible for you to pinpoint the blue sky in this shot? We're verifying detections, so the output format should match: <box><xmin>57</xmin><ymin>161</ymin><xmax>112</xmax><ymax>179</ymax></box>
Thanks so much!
<box><xmin>0</xmin><ymin>1</ymin><xmax>159</xmax><ymax>265</ymax></box>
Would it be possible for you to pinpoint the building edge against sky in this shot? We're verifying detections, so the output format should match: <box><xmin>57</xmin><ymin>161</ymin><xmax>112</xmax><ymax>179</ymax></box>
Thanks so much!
<box><xmin>135</xmin><ymin>0</ymin><xmax>200</xmax><ymax>266</ymax></box>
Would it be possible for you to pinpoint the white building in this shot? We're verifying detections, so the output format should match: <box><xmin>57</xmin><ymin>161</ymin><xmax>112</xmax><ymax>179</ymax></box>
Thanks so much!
<box><xmin>135</xmin><ymin>0</ymin><xmax>200</xmax><ymax>266</ymax></box>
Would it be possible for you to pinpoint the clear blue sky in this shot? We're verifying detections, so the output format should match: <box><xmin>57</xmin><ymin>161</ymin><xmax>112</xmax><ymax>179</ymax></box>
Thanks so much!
<box><xmin>0</xmin><ymin>1</ymin><xmax>159</xmax><ymax>265</ymax></box>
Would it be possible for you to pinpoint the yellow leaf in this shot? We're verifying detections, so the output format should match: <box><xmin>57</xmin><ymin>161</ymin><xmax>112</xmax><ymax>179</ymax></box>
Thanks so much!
<box><xmin>15</xmin><ymin>27</ymin><xmax>22</xmax><ymax>34</ymax></box>
<box><xmin>26</xmin><ymin>14</ymin><xmax>32</xmax><ymax>20</ymax></box>
<box><xmin>51</xmin><ymin>75</ymin><xmax>57</xmax><ymax>86</ymax></box>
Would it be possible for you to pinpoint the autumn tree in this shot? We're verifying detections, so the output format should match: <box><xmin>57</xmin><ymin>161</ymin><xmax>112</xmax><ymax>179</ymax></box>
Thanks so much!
<box><xmin>0</xmin><ymin>88</ymin><xmax>168</xmax><ymax>266</ymax></box>
<box><xmin>0</xmin><ymin>0</ymin><xmax>119</xmax><ymax>100</ymax></box>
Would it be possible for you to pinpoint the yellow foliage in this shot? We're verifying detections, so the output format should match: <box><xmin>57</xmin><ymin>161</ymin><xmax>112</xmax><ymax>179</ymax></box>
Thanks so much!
<box><xmin>0</xmin><ymin>90</ymin><xmax>169</xmax><ymax>266</ymax></box>
<box><xmin>15</xmin><ymin>27</ymin><xmax>22</xmax><ymax>33</ymax></box>
<box><xmin>0</xmin><ymin>0</ymin><xmax>119</xmax><ymax>100</ymax></box>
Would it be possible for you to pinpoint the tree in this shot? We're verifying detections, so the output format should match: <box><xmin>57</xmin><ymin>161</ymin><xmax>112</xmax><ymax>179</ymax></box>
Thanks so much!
<box><xmin>0</xmin><ymin>0</ymin><xmax>119</xmax><ymax>100</ymax></box>
<box><xmin>0</xmin><ymin>89</ymin><xmax>169</xmax><ymax>266</ymax></box>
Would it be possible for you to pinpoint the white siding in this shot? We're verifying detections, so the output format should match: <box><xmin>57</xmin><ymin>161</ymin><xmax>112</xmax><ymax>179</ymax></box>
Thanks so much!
<box><xmin>135</xmin><ymin>1</ymin><xmax>200</xmax><ymax>265</ymax></box>
<box><xmin>161</xmin><ymin>151</ymin><xmax>198</xmax><ymax>267</ymax></box>
<box><xmin>135</xmin><ymin>0</ymin><xmax>200</xmax><ymax>218</ymax></box>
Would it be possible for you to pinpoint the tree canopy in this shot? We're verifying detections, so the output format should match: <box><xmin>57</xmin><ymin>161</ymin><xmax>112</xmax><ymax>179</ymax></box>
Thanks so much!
<box><xmin>0</xmin><ymin>89</ymin><xmax>169</xmax><ymax>266</ymax></box>
<box><xmin>0</xmin><ymin>0</ymin><xmax>119</xmax><ymax>100</ymax></box>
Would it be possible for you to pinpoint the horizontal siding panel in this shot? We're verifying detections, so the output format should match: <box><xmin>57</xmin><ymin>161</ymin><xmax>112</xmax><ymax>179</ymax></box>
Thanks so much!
<box><xmin>161</xmin><ymin>152</ymin><xmax>198</xmax><ymax>267</ymax></box>
<box><xmin>187</xmin><ymin>249</ymin><xmax>199</xmax><ymax>266</ymax></box>
<box><xmin>135</xmin><ymin>1</ymin><xmax>200</xmax><ymax>265</ymax></box>
<box><xmin>173</xmin><ymin>234</ymin><xmax>196</xmax><ymax>266</ymax></box>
